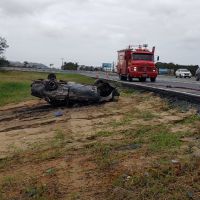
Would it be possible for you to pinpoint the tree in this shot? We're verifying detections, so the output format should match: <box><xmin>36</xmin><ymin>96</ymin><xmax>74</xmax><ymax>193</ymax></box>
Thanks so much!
<box><xmin>0</xmin><ymin>37</ymin><xmax>9</xmax><ymax>67</ymax></box>
<box><xmin>0</xmin><ymin>37</ymin><xmax>9</xmax><ymax>56</ymax></box>
<box><xmin>61</xmin><ymin>62</ymin><xmax>78</xmax><ymax>70</ymax></box>
<box><xmin>156</xmin><ymin>62</ymin><xmax>198</xmax><ymax>76</ymax></box>
<box><xmin>24</xmin><ymin>61</ymin><xmax>29</xmax><ymax>67</ymax></box>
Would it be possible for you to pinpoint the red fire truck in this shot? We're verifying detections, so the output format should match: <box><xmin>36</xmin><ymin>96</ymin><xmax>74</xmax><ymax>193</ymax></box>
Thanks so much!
<box><xmin>117</xmin><ymin>45</ymin><xmax>158</xmax><ymax>82</ymax></box>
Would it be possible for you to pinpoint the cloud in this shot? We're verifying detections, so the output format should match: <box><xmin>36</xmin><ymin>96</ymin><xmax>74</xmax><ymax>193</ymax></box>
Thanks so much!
<box><xmin>0</xmin><ymin>0</ymin><xmax>200</xmax><ymax>66</ymax></box>
<box><xmin>0</xmin><ymin>0</ymin><xmax>56</xmax><ymax>16</ymax></box>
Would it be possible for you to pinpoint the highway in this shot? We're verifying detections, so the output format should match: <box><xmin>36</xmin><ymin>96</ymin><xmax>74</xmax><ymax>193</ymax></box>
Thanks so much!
<box><xmin>79</xmin><ymin>71</ymin><xmax>200</xmax><ymax>93</ymax></box>
<box><xmin>78</xmin><ymin>71</ymin><xmax>200</xmax><ymax>103</ymax></box>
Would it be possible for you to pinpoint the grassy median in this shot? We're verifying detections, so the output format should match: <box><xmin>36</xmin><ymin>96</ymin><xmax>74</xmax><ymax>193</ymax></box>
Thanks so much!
<box><xmin>0</xmin><ymin>70</ymin><xmax>94</xmax><ymax>106</ymax></box>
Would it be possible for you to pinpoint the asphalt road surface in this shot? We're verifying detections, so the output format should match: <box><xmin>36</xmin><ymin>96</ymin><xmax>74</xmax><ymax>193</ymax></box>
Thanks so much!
<box><xmin>79</xmin><ymin>71</ymin><xmax>200</xmax><ymax>96</ymax></box>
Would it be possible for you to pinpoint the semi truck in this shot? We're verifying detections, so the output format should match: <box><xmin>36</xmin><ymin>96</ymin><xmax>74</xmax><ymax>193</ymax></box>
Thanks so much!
<box><xmin>117</xmin><ymin>45</ymin><xmax>158</xmax><ymax>82</ymax></box>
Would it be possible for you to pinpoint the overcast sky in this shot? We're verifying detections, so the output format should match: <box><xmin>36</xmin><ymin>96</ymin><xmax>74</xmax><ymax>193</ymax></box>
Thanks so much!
<box><xmin>0</xmin><ymin>0</ymin><xmax>200</xmax><ymax>67</ymax></box>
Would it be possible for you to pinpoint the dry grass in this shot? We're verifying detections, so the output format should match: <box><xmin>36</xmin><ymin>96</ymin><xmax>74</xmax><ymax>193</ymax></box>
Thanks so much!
<box><xmin>0</xmin><ymin>85</ymin><xmax>200</xmax><ymax>199</ymax></box>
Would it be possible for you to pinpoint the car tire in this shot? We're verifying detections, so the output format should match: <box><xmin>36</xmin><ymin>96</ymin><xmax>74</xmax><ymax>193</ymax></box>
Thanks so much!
<box><xmin>48</xmin><ymin>73</ymin><xmax>56</xmax><ymax>80</ymax></box>
<box><xmin>150</xmin><ymin>77</ymin><xmax>156</xmax><ymax>82</ymax></box>
<box><xmin>45</xmin><ymin>80</ymin><xmax>58</xmax><ymax>91</ymax></box>
<box><xmin>139</xmin><ymin>77</ymin><xmax>146</xmax><ymax>82</ymax></box>
<box><xmin>111</xmin><ymin>89</ymin><xmax>120</xmax><ymax>102</ymax></box>
<box><xmin>119</xmin><ymin>74</ymin><xmax>127</xmax><ymax>81</ymax></box>
<box><xmin>122</xmin><ymin>75</ymin><xmax>127</xmax><ymax>81</ymax></box>
<box><xmin>128</xmin><ymin>74</ymin><xmax>132</xmax><ymax>82</ymax></box>
<box><xmin>94</xmin><ymin>79</ymin><xmax>105</xmax><ymax>87</ymax></box>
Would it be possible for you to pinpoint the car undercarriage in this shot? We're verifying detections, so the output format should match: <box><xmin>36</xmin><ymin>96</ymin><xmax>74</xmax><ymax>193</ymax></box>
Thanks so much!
<box><xmin>31</xmin><ymin>74</ymin><xmax>120</xmax><ymax>106</ymax></box>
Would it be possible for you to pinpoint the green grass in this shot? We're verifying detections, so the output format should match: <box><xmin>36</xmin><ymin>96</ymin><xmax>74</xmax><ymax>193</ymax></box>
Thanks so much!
<box><xmin>85</xmin><ymin>142</ymin><xmax>119</xmax><ymax>170</ymax></box>
<box><xmin>121</xmin><ymin>88</ymin><xmax>140</xmax><ymax>97</ymax></box>
<box><xmin>95</xmin><ymin>130</ymin><xmax>114</xmax><ymax>137</ymax></box>
<box><xmin>1</xmin><ymin>176</ymin><xmax>16</xmax><ymax>188</ymax></box>
<box><xmin>0</xmin><ymin>173</ymin><xmax>60</xmax><ymax>200</ymax></box>
<box><xmin>138</xmin><ymin>110</ymin><xmax>156</xmax><ymax>121</ymax></box>
<box><xmin>150</xmin><ymin>131</ymin><xmax>181</xmax><ymax>152</ymax></box>
<box><xmin>0</xmin><ymin>70</ymin><xmax>94</xmax><ymax>106</ymax></box>
<box><xmin>111</xmin><ymin>109</ymin><xmax>156</xmax><ymax>128</ymax></box>
<box><xmin>180</xmin><ymin>115</ymin><xmax>200</xmax><ymax>124</ymax></box>
<box><xmin>112</xmin><ymin>156</ymin><xmax>200</xmax><ymax>200</ymax></box>
<box><xmin>121</xmin><ymin>124</ymin><xmax>182</xmax><ymax>153</ymax></box>
<box><xmin>111</xmin><ymin>116</ymin><xmax>132</xmax><ymax>127</ymax></box>
<box><xmin>88</xmin><ymin>143</ymin><xmax>113</xmax><ymax>169</ymax></box>
<box><xmin>0</xmin><ymin>82</ymin><xmax>31</xmax><ymax>106</ymax></box>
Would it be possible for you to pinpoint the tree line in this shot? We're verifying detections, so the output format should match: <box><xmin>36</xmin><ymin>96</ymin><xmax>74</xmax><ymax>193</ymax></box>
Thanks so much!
<box><xmin>61</xmin><ymin>62</ymin><xmax>78</xmax><ymax>70</ymax></box>
<box><xmin>156</xmin><ymin>62</ymin><xmax>199</xmax><ymax>76</ymax></box>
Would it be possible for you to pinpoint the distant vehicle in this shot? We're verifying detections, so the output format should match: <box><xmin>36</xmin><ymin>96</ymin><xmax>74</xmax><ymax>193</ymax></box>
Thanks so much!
<box><xmin>175</xmin><ymin>69</ymin><xmax>192</xmax><ymax>78</ymax></box>
<box><xmin>117</xmin><ymin>45</ymin><xmax>158</xmax><ymax>82</ymax></box>
<box><xmin>195</xmin><ymin>67</ymin><xmax>200</xmax><ymax>81</ymax></box>
<box><xmin>102</xmin><ymin>63</ymin><xmax>113</xmax><ymax>72</ymax></box>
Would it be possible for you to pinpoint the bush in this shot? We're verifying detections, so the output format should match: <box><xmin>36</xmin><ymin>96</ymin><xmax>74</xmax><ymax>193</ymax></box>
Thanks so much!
<box><xmin>61</xmin><ymin>62</ymin><xmax>78</xmax><ymax>70</ymax></box>
<box><xmin>0</xmin><ymin>58</ymin><xmax>9</xmax><ymax>67</ymax></box>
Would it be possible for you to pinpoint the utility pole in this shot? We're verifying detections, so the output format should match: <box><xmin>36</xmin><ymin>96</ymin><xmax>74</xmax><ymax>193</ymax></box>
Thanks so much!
<box><xmin>61</xmin><ymin>58</ymin><xmax>64</xmax><ymax>69</ymax></box>
<box><xmin>112</xmin><ymin>61</ymin><xmax>115</xmax><ymax>72</ymax></box>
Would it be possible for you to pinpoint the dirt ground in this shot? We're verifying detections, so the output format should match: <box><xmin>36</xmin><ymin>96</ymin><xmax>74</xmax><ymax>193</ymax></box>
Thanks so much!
<box><xmin>0</xmin><ymin>91</ymin><xmax>200</xmax><ymax>200</ymax></box>
<box><xmin>0</xmin><ymin>98</ymin><xmax>126</xmax><ymax>158</ymax></box>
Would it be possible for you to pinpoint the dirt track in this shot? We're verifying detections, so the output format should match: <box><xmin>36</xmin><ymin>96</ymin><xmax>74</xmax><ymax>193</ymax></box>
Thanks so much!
<box><xmin>0</xmin><ymin>99</ymin><xmax>122</xmax><ymax>158</ymax></box>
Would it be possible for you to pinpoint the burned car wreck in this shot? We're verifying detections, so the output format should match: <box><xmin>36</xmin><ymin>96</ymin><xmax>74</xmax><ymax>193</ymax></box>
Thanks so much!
<box><xmin>31</xmin><ymin>74</ymin><xmax>120</xmax><ymax>106</ymax></box>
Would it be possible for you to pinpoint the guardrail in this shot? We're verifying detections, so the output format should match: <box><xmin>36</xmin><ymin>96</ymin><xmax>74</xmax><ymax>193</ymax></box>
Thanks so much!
<box><xmin>79</xmin><ymin>72</ymin><xmax>200</xmax><ymax>104</ymax></box>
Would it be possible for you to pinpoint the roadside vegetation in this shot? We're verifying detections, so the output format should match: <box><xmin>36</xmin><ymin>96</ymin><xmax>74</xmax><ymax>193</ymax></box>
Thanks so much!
<box><xmin>0</xmin><ymin>71</ymin><xmax>200</xmax><ymax>199</ymax></box>
<box><xmin>0</xmin><ymin>70</ymin><xmax>94</xmax><ymax>106</ymax></box>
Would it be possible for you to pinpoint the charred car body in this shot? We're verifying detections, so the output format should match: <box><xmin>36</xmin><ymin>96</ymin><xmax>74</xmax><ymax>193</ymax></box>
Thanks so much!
<box><xmin>31</xmin><ymin>74</ymin><xmax>119</xmax><ymax>106</ymax></box>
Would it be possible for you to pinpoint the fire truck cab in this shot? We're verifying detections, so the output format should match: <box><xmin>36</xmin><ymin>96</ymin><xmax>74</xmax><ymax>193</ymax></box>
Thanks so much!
<box><xmin>117</xmin><ymin>45</ymin><xmax>158</xmax><ymax>82</ymax></box>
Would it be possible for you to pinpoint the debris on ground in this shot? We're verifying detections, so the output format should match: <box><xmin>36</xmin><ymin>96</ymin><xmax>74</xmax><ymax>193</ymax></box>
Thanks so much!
<box><xmin>171</xmin><ymin>159</ymin><xmax>180</xmax><ymax>164</ymax></box>
<box><xmin>116</xmin><ymin>143</ymin><xmax>142</xmax><ymax>151</ymax></box>
<box><xmin>54</xmin><ymin>110</ymin><xmax>63</xmax><ymax>117</ymax></box>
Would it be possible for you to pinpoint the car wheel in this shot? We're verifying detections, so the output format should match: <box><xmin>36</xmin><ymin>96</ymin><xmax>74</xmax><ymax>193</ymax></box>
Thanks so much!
<box><xmin>111</xmin><ymin>89</ymin><xmax>120</xmax><ymax>102</ymax></box>
<box><xmin>94</xmin><ymin>79</ymin><xmax>105</xmax><ymax>87</ymax></box>
<box><xmin>128</xmin><ymin>74</ymin><xmax>132</xmax><ymax>82</ymax></box>
<box><xmin>119</xmin><ymin>74</ymin><xmax>123</xmax><ymax>81</ymax></box>
<box><xmin>123</xmin><ymin>76</ymin><xmax>127</xmax><ymax>81</ymax></box>
<box><xmin>48</xmin><ymin>73</ymin><xmax>56</xmax><ymax>80</ymax></box>
<box><xmin>150</xmin><ymin>77</ymin><xmax>156</xmax><ymax>82</ymax></box>
<box><xmin>139</xmin><ymin>77</ymin><xmax>146</xmax><ymax>82</ymax></box>
<box><xmin>45</xmin><ymin>80</ymin><xmax>58</xmax><ymax>91</ymax></box>
<box><xmin>119</xmin><ymin>75</ymin><xmax>127</xmax><ymax>81</ymax></box>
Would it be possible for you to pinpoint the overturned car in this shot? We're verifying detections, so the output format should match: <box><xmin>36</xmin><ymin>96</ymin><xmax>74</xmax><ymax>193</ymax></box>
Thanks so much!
<box><xmin>31</xmin><ymin>74</ymin><xmax>120</xmax><ymax>106</ymax></box>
